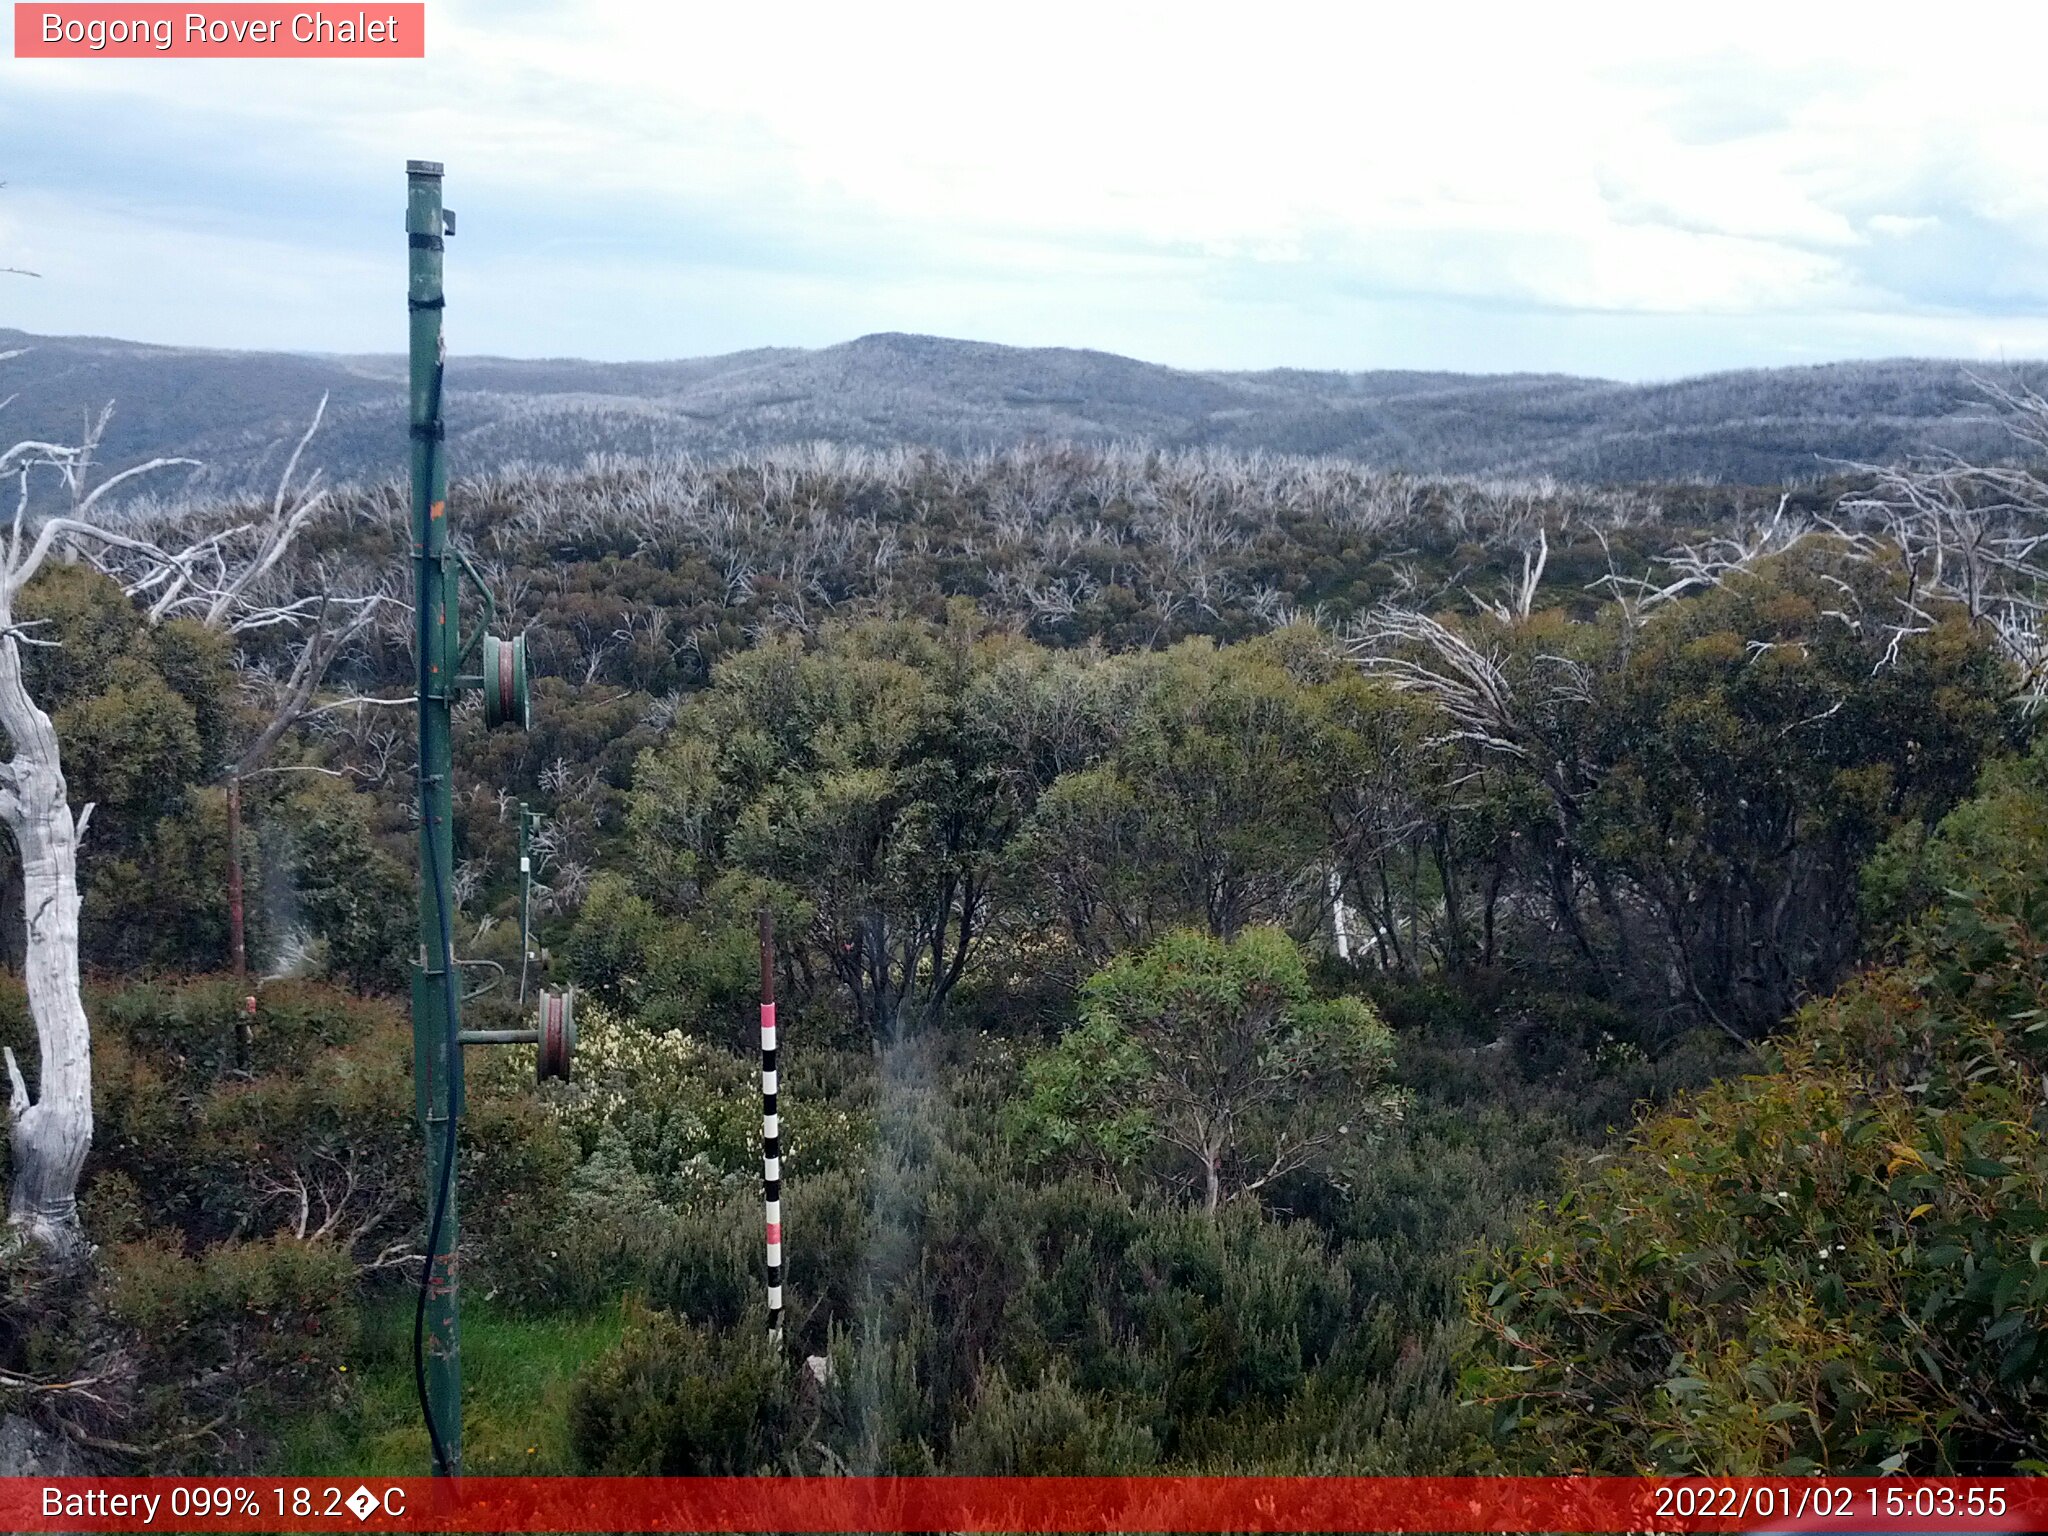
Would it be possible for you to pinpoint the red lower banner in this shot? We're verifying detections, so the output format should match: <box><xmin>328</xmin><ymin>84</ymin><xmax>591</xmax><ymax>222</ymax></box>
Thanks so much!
<box><xmin>2</xmin><ymin>1477</ymin><xmax>2042</xmax><ymax>1533</ymax></box>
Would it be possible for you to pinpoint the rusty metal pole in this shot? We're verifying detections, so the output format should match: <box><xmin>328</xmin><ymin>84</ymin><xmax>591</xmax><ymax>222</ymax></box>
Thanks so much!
<box><xmin>226</xmin><ymin>773</ymin><xmax>247</xmax><ymax>980</ymax></box>
<box><xmin>228</xmin><ymin>772</ymin><xmax>254</xmax><ymax>1069</ymax></box>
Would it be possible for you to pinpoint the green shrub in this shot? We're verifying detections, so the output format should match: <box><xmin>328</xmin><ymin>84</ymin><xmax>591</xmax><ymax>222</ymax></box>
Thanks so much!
<box><xmin>107</xmin><ymin>1235</ymin><xmax>358</xmax><ymax>1468</ymax></box>
<box><xmin>1469</xmin><ymin>740</ymin><xmax>2048</xmax><ymax>1474</ymax></box>
<box><xmin>615</xmin><ymin>1120</ymin><xmax>1428</xmax><ymax>1472</ymax></box>
<box><xmin>88</xmin><ymin>978</ymin><xmax>418</xmax><ymax>1257</ymax></box>
<box><xmin>1859</xmin><ymin>735</ymin><xmax>2048</xmax><ymax>954</ymax></box>
<box><xmin>565</xmin><ymin>874</ymin><xmax>667</xmax><ymax>1012</ymax></box>
<box><xmin>94</xmin><ymin>976</ymin><xmax>386</xmax><ymax>1097</ymax></box>
<box><xmin>456</xmin><ymin>1086</ymin><xmax>597</xmax><ymax>1310</ymax></box>
<box><xmin>261</xmin><ymin>777</ymin><xmax>413</xmax><ymax>992</ymax></box>
<box><xmin>1012</xmin><ymin>928</ymin><xmax>1400</xmax><ymax>1213</ymax></box>
<box><xmin>569</xmin><ymin>1304</ymin><xmax>792</xmax><ymax>1473</ymax></box>
<box><xmin>949</xmin><ymin>1368</ymin><xmax>1157</xmax><ymax>1473</ymax></box>
<box><xmin>565</xmin><ymin>873</ymin><xmax>799</xmax><ymax>1050</ymax></box>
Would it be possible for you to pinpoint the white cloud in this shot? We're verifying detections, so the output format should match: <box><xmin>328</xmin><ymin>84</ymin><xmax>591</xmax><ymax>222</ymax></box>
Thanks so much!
<box><xmin>6</xmin><ymin>0</ymin><xmax>2048</xmax><ymax>373</ymax></box>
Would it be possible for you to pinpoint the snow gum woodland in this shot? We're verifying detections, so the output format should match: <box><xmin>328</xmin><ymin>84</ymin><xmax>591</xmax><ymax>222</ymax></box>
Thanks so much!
<box><xmin>0</xmin><ymin>406</ymin><xmax>2046</xmax><ymax>1474</ymax></box>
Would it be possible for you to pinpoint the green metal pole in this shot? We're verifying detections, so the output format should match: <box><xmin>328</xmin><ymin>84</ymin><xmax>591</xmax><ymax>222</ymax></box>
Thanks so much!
<box><xmin>407</xmin><ymin>157</ymin><xmax>462</xmax><ymax>1478</ymax></box>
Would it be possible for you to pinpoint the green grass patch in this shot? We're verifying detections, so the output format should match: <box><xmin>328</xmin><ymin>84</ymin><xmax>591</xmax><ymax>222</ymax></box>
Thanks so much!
<box><xmin>277</xmin><ymin>1293</ymin><xmax>630</xmax><ymax>1476</ymax></box>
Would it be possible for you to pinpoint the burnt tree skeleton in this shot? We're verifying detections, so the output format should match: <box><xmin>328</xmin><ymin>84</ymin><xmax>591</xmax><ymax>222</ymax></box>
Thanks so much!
<box><xmin>1344</xmin><ymin>384</ymin><xmax>2048</xmax><ymax>1035</ymax></box>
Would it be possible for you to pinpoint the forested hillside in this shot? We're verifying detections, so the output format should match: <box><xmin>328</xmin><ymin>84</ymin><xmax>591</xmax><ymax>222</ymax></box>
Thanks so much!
<box><xmin>3</xmin><ymin>405</ymin><xmax>2046</xmax><ymax>1475</ymax></box>
<box><xmin>7</xmin><ymin>326</ymin><xmax>2045</xmax><ymax>499</ymax></box>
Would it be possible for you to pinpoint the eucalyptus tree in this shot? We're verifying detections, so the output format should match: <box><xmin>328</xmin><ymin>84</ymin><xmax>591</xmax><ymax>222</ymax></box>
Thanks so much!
<box><xmin>630</xmin><ymin>609</ymin><xmax>1067</xmax><ymax>1040</ymax></box>
<box><xmin>1014</xmin><ymin>927</ymin><xmax>1399</xmax><ymax>1215</ymax></box>
<box><xmin>1018</xmin><ymin>639</ymin><xmax>1333</xmax><ymax>962</ymax></box>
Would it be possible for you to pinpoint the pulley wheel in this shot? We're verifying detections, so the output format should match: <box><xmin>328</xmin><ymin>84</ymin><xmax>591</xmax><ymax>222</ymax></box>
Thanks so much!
<box><xmin>537</xmin><ymin>987</ymin><xmax>576</xmax><ymax>1082</ymax></box>
<box><xmin>482</xmin><ymin>632</ymin><xmax>531</xmax><ymax>731</ymax></box>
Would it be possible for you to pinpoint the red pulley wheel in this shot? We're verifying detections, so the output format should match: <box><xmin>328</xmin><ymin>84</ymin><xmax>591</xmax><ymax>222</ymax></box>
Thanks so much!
<box><xmin>537</xmin><ymin>988</ymin><xmax>576</xmax><ymax>1082</ymax></box>
<box><xmin>482</xmin><ymin>633</ymin><xmax>531</xmax><ymax>731</ymax></box>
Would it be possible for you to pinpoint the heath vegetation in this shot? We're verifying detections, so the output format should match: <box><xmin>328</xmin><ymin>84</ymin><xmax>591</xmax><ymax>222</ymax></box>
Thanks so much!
<box><xmin>3</xmin><ymin>370</ymin><xmax>2048</xmax><ymax>1472</ymax></box>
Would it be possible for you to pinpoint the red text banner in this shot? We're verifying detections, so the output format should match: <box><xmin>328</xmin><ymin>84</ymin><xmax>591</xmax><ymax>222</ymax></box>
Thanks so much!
<box><xmin>14</xmin><ymin>5</ymin><xmax>424</xmax><ymax>58</ymax></box>
<box><xmin>1</xmin><ymin>1476</ymin><xmax>2042</xmax><ymax>1533</ymax></box>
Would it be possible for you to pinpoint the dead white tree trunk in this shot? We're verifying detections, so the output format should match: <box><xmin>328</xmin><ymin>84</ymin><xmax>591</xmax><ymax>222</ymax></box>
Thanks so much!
<box><xmin>0</xmin><ymin>412</ymin><xmax>192</xmax><ymax>1253</ymax></box>
<box><xmin>1327</xmin><ymin>866</ymin><xmax>1353</xmax><ymax>963</ymax></box>
<box><xmin>0</xmin><ymin>589</ymin><xmax>91</xmax><ymax>1252</ymax></box>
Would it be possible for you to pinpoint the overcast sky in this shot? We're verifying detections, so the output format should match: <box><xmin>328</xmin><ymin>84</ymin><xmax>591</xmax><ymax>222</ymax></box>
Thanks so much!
<box><xmin>5</xmin><ymin>2</ymin><xmax>2048</xmax><ymax>379</ymax></box>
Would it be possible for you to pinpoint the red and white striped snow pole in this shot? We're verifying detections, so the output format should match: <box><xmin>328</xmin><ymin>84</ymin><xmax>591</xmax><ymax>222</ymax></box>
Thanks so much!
<box><xmin>759</xmin><ymin>909</ymin><xmax>783</xmax><ymax>1341</ymax></box>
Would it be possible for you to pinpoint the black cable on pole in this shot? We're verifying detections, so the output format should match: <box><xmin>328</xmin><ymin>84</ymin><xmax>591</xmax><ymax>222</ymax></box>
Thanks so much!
<box><xmin>411</xmin><ymin>348</ymin><xmax>461</xmax><ymax>1478</ymax></box>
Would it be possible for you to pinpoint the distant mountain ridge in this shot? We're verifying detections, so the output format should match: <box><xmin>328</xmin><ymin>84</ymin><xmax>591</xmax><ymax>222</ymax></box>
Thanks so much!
<box><xmin>4</xmin><ymin>326</ymin><xmax>2042</xmax><ymax>499</ymax></box>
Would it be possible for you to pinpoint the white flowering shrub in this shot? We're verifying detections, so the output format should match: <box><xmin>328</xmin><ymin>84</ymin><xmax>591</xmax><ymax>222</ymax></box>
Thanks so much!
<box><xmin>475</xmin><ymin>1003</ymin><xmax>869</xmax><ymax>1214</ymax></box>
